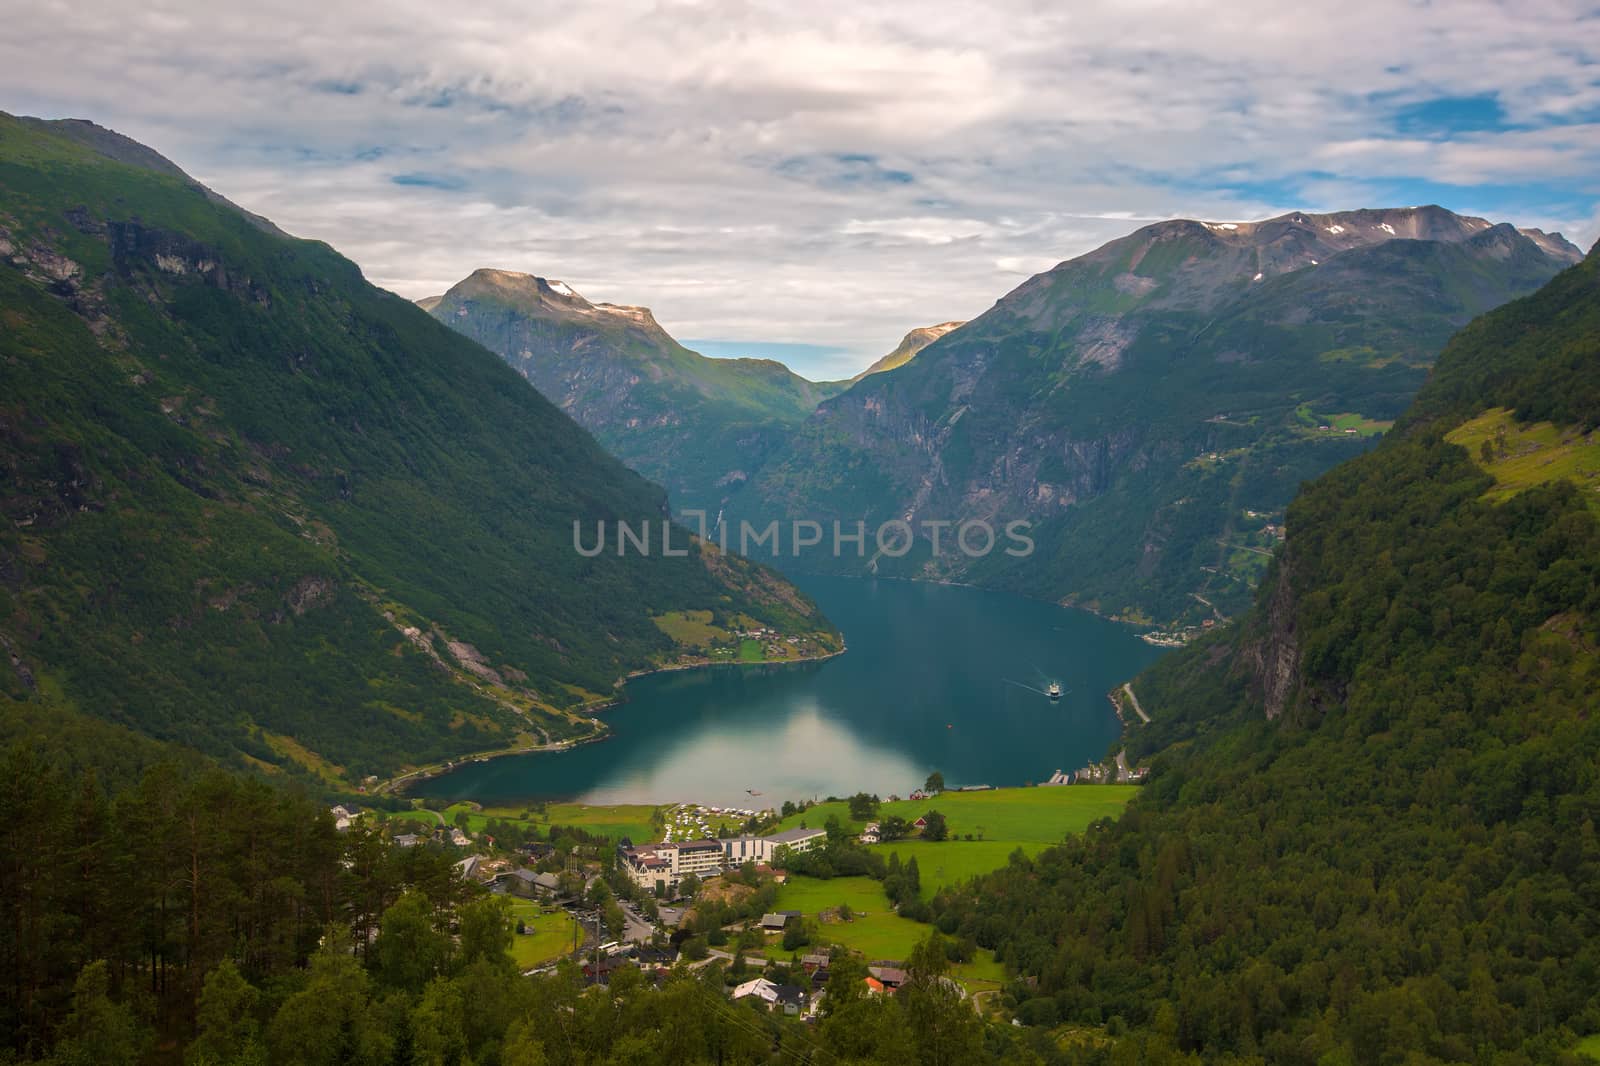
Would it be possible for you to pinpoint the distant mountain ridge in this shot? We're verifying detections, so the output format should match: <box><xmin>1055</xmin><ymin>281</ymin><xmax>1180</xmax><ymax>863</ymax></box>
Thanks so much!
<box><xmin>853</xmin><ymin>321</ymin><xmax>966</xmax><ymax>381</ymax></box>
<box><xmin>730</xmin><ymin>205</ymin><xmax>1582</xmax><ymax>627</ymax></box>
<box><xmin>424</xmin><ymin>269</ymin><xmax>846</xmax><ymax>513</ymax></box>
<box><xmin>0</xmin><ymin>112</ymin><xmax>835</xmax><ymax>787</ymax></box>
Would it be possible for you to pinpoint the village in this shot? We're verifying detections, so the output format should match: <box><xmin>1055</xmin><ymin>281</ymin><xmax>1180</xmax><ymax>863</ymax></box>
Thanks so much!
<box><xmin>324</xmin><ymin>774</ymin><xmax>1139</xmax><ymax>1019</ymax></box>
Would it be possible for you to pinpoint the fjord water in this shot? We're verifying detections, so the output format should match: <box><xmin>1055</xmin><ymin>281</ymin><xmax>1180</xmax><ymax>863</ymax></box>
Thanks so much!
<box><xmin>413</xmin><ymin>576</ymin><xmax>1167</xmax><ymax>807</ymax></box>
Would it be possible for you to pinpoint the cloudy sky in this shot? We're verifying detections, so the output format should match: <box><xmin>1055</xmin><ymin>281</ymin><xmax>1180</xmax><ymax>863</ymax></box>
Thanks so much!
<box><xmin>5</xmin><ymin>0</ymin><xmax>1600</xmax><ymax>377</ymax></box>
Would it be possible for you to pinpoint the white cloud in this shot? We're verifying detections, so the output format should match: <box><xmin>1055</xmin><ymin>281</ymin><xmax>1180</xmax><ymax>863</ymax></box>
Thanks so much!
<box><xmin>3</xmin><ymin>0</ymin><xmax>1599</xmax><ymax>373</ymax></box>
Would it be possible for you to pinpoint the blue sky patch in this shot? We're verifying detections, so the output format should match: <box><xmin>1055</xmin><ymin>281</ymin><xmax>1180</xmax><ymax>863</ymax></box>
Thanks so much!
<box><xmin>391</xmin><ymin>171</ymin><xmax>467</xmax><ymax>190</ymax></box>
<box><xmin>684</xmin><ymin>339</ymin><xmax>858</xmax><ymax>380</ymax></box>
<box><xmin>1391</xmin><ymin>93</ymin><xmax>1510</xmax><ymax>136</ymax></box>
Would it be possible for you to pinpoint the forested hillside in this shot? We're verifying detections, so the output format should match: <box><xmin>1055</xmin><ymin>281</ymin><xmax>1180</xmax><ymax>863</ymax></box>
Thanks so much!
<box><xmin>0</xmin><ymin>114</ymin><xmax>834</xmax><ymax>789</ymax></box>
<box><xmin>0</xmin><ymin>749</ymin><xmax>1036</xmax><ymax>1065</ymax></box>
<box><xmin>933</xmin><ymin>250</ymin><xmax>1600</xmax><ymax>1060</ymax></box>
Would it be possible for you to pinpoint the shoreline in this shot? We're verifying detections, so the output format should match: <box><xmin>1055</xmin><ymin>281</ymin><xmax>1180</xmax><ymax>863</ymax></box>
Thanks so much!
<box><xmin>818</xmin><ymin>570</ymin><xmax>1156</xmax><ymax>632</ymax></box>
<box><xmin>379</xmin><ymin>573</ymin><xmax>1161</xmax><ymax>803</ymax></box>
<box><xmin>380</xmin><ymin>636</ymin><xmax>848</xmax><ymax>798</ymax></box>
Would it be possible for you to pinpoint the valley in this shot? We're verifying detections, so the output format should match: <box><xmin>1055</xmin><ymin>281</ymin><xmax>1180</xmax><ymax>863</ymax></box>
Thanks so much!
<box><xmin>407</xmin><ymin>574</ymin><xmax>1165</xmax><ymax>807</ymax></box>
<box><xmin>0</xmin><ymin>113</ymin><xmax>838</xmax><ymax>791</ymax></box>
<box><xmin>3</xmin><ymin>26</ymin><xmax>1600</xmax><ymax>1057</ymax></box>
<box><xmin>420</xmin><ymin>208</ymin><xmax>1582</xmax><ymax>646</ymax></box>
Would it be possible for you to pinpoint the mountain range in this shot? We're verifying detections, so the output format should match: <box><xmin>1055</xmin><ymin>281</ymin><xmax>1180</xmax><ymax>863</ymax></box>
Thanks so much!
<box><xmin>729</xmin><ymin>206</ymin><xmax>1582</xmax><ymax>626</ymax></box>
<box><xmin>948</xmin><ymin>231</ymin><xmax>1600</xmax><ymax>1061</ymax></box>
<box><xmin>4</xmin><ymin>106</ymin><xmax>1600</xmax><ymax>1062</ymax></box>
<box><xmin>0</xmin><ymin>113</ymin><xmax>835</xmax><ymax>788</ymax></box>
<box><xmin>421</xmin><ymin>269</ymin><xmax>848</xmax><ymax>514</ymax></box>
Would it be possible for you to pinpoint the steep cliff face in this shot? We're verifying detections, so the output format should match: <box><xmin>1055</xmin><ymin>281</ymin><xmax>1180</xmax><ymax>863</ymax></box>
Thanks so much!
<box><xmin>426</xmin><ymin>269</ymin><xmax>844</xmax><ymax>513</ymax></box>
<box><xmin>1238</xmin><ymin>555</ymin><xmax>1302</xmax><ymax>720</ymax></box>
<box><xmin>734</xmin><ymin>207</ymin><xmax>1582</xmax><ymax>627</ymax></box>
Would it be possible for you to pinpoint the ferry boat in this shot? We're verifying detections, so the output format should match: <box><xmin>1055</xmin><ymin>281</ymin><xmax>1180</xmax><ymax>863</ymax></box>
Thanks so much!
<box><xmin>1047</xmin><ymin>681</ymin><xmax>1062</xmax><ymax>701</ymax></box>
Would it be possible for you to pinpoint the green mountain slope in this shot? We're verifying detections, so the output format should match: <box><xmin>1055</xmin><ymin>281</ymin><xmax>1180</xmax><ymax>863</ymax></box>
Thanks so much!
<box><xmin>937</xmin><ymin>249</ymin><xmax>1600</xmax><ymax>1060</ymax></box>
<box><xmin>0</xmin><ymin>114</ymin><xmax>835</xmax><ymax>787</ymax></box>
<box><xmin>851</xmin><ymin>320</ymin><xmax>965</xmax><ymax>381</ymax></box>
<box><xmin>425</xmin><ymin>269</ymin><xmax>846</xmax><ymax>514</ymax></box>
<box><xmin>734</xmin><ymin>208</ymin><xmax>1581</xmax><ymax>630</ymax></box>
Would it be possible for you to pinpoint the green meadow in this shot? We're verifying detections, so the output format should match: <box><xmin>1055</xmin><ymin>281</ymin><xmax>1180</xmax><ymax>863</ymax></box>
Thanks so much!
<box><xmin>506</xmin><ymin>899</ymin><xmax>580</xmax><ymax>969</ymax></box>
<box><xmin>771</xmin><ymin>876</ymin><xmax>1004</xmax><ymax>991</ymax></box>
<box><xmin>867</xmin><ymin>840</ymin><xmax>1028</xmax><ymax>897</ymax></box>
<box><xmin>776</xmin><ymin>784</ymin><xmax>1138</xmax><ymax>844</ymax></box>
<box><xmin>389</xmin><ymin>801</ymin><xmax>661</xmax><ymax>845</ymax></box>
<box><xmin>767</xmin><ymin>787</ymin><xmax>1138</xmax><ymax>989</ymax></box>
<box><xmin>1447</xmin><ymin>407</ymin><xmax>1600</xmax><ymax>511</ymax></box>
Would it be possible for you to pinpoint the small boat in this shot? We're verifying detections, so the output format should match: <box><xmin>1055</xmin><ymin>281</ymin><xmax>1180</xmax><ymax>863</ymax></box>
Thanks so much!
<box><xmin>1046</xmin><ymin>681</ymin><xmax>1062</xmax><ymax>701</ymax></box>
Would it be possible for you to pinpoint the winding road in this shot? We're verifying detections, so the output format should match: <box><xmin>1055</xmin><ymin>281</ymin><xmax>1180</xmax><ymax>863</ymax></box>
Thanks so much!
<box><xmin>1121</xmin><ymin>683</ymin><xmax>1151</xmax><ymax>725</ymax></box>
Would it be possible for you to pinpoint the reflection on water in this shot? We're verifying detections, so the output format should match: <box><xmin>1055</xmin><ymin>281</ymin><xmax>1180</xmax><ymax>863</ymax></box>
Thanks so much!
<box><xmin>412</xmin><ymin>576</ymin><xmax>1167</xmax><ymax>807</ymax></box>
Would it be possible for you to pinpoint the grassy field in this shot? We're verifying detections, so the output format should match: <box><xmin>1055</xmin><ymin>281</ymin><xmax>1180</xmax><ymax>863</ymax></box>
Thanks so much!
<box><xmin>774</xmin><ymin>876</ymin><xmax>888</xmax><ymax>915</ymax></box>
<box><xmin>861</xmin><ymin>793</ymin><xmax>1136</xmax><ymax>897</ymax></box>
<box><xmin>386</xmin><ymin>809</ymin><xmax>445</xmax><ymax>829</ymax></box>
<box><xmin>650</xmin><ymin>611</ymin><xmax>834</xmax><ymax>665</ymax></box>
<box><xmin>772</xmin><ymin>876</ymin><xmax>1004</xmax><ymax>991</ymax></box>
<box><xmin>774</xmin><ymin>787</ymin><xmax>1138</xmax><ymax>899</ymax></box>
<box><xmin>1325</xmin><ymin>411</ymin><xmax>1393</xmax><ymax>437</ymax></box>
<box><xmin>506</xmin><ymin>899</ymin><xmax>579</xmax><ymax>969</ymax></box>
<box><xmin>387</xmin><ymin>801</ymin><xmax>660</xmax><ymax>845</ymax></box>
<box><xmin>1294</xmin><ymin>403</ymin><xmax>1394</xmax><ymax>437</ymax></box>
<box><xmin>1577</xmin><ymin>1034</ymin><xmax>1600</xmax><ymax>1062</ymax></box>
<box><xmin>868</xmin><ymin>840</ymin><xmax>1031</xmax><ymax>897</ymax></box>
<box><xmin>1447</xmin><ymin>407</ymin><xmax>1600</xmax><ymax>511</ymax></box>
<box><xmin>777</xmin><ymin>785</ymin><xmax>1137</xmax><ymax>843</ymax></box>
<box><xmin>652</xmin><ymin>609</ymin><xmax>724</xmax><ymax>647</ymax></box>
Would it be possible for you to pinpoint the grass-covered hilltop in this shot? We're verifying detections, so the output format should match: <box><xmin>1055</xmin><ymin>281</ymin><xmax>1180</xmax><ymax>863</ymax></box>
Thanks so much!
<box><xmin>927</xmin><ymin>244</ymin><xmax>1600</xmax><ymax>1060</ymax></box>
<box><xmin>0</xmin><ymin>113</ymin><xmax>836</xmax><ymax>790</ymax></box>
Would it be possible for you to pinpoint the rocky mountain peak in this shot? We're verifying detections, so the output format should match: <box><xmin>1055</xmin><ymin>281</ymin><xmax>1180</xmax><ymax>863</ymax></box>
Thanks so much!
<box><xmin>983</xmin><ymin>205</ymin><xmax>1583</xmax><ymax>335</ymax></box>
<box><xmin>429</xmin><ymin>268</ymin><xmax>669</xmax><ymax>338</ymax></box>
<box><xmin>853</xmin><ymin>320</ymin><xmax>968</xmax><ymax>381</ymax></box>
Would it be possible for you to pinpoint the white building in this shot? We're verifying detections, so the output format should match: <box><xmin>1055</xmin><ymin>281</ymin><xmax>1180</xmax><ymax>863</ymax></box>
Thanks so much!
<box><xmin>721</xmin><ymin>827</ymin><xmax>827</xmax><ymax>867</ymax></box>
<box><xmin>620</xmin><ymin>838</ymin><xmax>727</xmax><ymax>893</ymax></box>
<box><xmin>623</xmin><ymin>827</ymin><xmax>830</xmax><ymax>892</ymax></box>
<box><xmin>732</xmin><ymin>977</ymin><xmax>780</xmax><ymax>1005</ymax></box>
<box><xmin>732</xmin><ymin>977</ymin><xmax>807</xmax><ymax>1015</ymax></box>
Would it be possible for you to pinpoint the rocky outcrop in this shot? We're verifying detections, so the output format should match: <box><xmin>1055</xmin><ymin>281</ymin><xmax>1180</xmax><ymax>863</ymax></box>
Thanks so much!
<box><xmin>1240</xmin><ymin>557</ymin><xmax>1301</xmax><ymax>720</ymax></box>
<box><xmin>285</xmin><ymin>576</ymin><xmax>335</xmax><ymax>617</ymax></box>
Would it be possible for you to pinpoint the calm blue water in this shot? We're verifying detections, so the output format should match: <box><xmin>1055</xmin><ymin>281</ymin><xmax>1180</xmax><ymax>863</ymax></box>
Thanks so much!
<box><xmin>411</xmin><ymin>576</ymin><xmax>1166</xmax><ymax>807</ymax></box>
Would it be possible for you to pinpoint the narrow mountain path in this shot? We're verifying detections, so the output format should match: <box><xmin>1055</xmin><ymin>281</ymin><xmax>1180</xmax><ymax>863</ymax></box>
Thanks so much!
<box><xmin>1121</xmin><ymin>683</ymin><xmax>1151</xmax><ymax>724</ymax></box>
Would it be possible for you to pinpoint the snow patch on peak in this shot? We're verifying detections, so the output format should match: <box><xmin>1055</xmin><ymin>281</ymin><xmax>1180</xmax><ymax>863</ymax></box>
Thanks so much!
<box><xmin>1206</xmin><ymin>222</ymin><xmax>1239</xmax><ymax>231</ymax></box>
<box><xmin>1324</xmin><ymin>224</ymin><xmax>1345</xmax><ymax>235</ymax></box>
<box><xmin>548</xmin><ymin>280</ymin><xmax>576</xmax><ymax>297</ymax></box>
<box><xmin>1378</xmin><ymin>223</ymin><xmax>1396</xmax><ymax>236</ymax></box>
